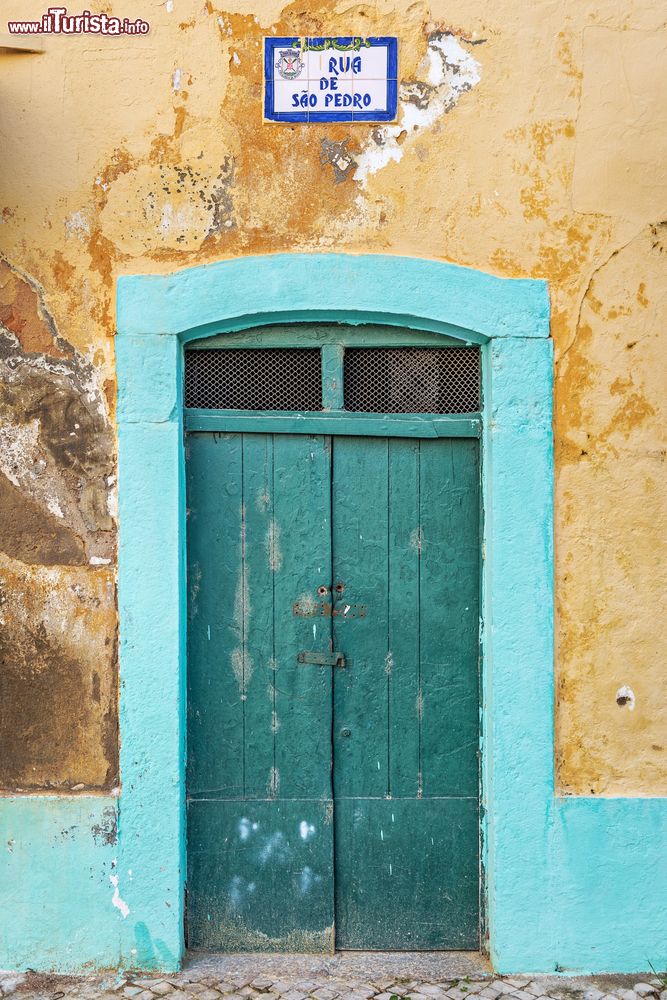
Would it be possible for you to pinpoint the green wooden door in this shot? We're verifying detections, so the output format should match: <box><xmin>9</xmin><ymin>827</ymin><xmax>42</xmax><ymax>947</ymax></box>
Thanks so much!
<box><xmin>186</xmin><ymin>432</ymin><xmax>480</xmax><ymax>952</ymax></box>
<box><xmin>331</xmin><ymin>437</ymin><xmax>480</xmax><ymax>949</ymax></box>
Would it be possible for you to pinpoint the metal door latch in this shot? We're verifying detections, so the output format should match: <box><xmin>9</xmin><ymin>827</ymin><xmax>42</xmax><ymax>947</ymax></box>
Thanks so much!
<box><xmin>297</xmin><ymin>650</ymin><xmax>346</xmax><ymax>667</ymax></box>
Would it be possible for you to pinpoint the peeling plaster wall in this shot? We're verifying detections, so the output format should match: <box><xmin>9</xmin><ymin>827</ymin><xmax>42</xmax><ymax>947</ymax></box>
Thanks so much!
<box><xmin>0</xmin><ymin>259</ymin><xmax>118</xmax><ymax>790</ymax></box>
<box><xmin>0</xmin><ymin>1</ymin><xmax>665</xmax><ymax>799</ymax></box>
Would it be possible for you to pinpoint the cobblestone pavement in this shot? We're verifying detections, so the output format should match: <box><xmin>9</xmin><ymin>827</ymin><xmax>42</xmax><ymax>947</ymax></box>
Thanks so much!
<box><xmin>1</xmin><ymin>953</ymin><xmax>666</xmax><ymax>1000</ymax></box>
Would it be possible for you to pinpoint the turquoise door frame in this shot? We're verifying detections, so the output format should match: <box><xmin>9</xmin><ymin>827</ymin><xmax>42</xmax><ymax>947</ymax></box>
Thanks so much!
<box><xmin>114</xmin><ymin>253</ymin><xmax>554</xmax><ymax>970</ymax></box>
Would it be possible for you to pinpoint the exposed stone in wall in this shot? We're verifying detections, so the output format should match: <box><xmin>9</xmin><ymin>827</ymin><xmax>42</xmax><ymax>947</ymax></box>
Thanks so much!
<box><xmin>0</xmin><ymin>259</ymin><xmax>118</xmax><ymax>790</ymax></box>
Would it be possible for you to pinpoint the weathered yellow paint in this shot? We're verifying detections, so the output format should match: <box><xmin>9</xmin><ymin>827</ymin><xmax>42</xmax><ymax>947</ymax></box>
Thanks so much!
<box><xmin>0</xmin><ymin>0</ymin><xmax>665</xmax><ymax>795</ymax></box>
<box><xmin>555</xmin><ymin>225</ymin><xmax>667</xmax><ymax>795</ymax></box>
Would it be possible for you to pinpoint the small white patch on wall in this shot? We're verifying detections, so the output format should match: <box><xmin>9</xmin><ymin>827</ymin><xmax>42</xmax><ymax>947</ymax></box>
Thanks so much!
<box><xmin>64</xmin><ymin>210</ymin><xmax>91</xmax><ymax>240</ymax></box>
<box><xmin>295</xmin><ymin>592</ymin><xmax>317</xmax><ymax>615</ymax></box>
<box><xmin>106</xmin><ymin>475</ymin><xmax>118</xmax><ymax>522</ymax></box>
<box><xmin>172</xmin><ymin>68</ymin><xmax>182</xmax><ymax>92</ymax></box>
<box><xmin>46</xmin><ymin>498</ymin><xmax>65</xmax><ymax>519</ymax></box>
<box><xmin>228</xmin><ymin>874</ymin><xmax>243</xmax><ymax>909</ymax></box>
<box><xmin>110</xmin><ymin>872</ymin><xmax>130</xmax><ymax>918</ymax></box>
<box><xmin>0</xmin><ymin>420</ymin><xmax>41</xmax><ymax>488</ymax></box>
<box><xmin>259</xmin><ymin>830</ymin><xmax>286</xmax><ymax>864</ymax></box>
<box><xmin>616</xmin><ymin>685</ymin><xmax>636</xmax><ymax>710</ymax></box>
<box><xmin>354</xmin><ymin>33</ymin><xmax>481</xmax><ymax>186</ymax></box>
<box><xmin>299</xmin><ymin>866</ymin><xmax>314</xmax><ymax>895</ymax></box>
<box><xmin>160</xmin><ymin>203</ymin><xmax>174</xmax><ymax>234</ymax></box>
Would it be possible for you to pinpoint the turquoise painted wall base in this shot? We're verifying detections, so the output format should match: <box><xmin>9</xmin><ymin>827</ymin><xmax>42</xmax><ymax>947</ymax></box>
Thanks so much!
<box><xmin>2</xmin><ymin>794</ymin><xmax>665</xmax><ymax>973</ymax></box>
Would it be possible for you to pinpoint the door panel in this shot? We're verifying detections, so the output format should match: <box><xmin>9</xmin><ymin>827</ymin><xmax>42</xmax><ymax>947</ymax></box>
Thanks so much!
<box><xmin>188</xmin><ymin>799</ymin><xmax>334</xmax><ymax>952</ymax></box>
<box><xmin>332</xmin><ymin>437</ymin><xmax>480</xmax><ymax>949</ymax></box>
<box><xmin>331</xmin><ymin>437</ymin><xmax>390</xmax><ymax>800</ymax></box>
<box><xmin>333</xmin><ymin>798</ymin><xmax>479</xmax><ymax>950</ymax></box>
<box><xmin>187</xmin><ymin>432</ymin><xmax>334</xmax><ymax>951</ymax></box>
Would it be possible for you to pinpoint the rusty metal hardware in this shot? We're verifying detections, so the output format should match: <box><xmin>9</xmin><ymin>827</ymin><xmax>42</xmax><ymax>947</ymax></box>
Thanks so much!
<box><xmin>297</xmin><ymin>650</ymin><xmax>347</xmax><ymax>668</ymax></box>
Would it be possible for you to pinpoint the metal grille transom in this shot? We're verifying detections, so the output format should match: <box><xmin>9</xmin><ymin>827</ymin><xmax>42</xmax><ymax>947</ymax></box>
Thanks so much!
<box><xmin>184</xmin><ymin>348</ymin><xmax>322</xmax><ymax>411</ymax></box>
<box><xmin>343</xmin><ymin>346</ymin><xmax>480</xmax><ymax>414</ymax></box>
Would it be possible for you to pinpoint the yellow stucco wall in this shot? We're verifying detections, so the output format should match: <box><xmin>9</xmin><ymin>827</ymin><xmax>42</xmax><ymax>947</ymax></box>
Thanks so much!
<box><xmin>0</xmin><ymin>0</ymin><xmax>665</xmax><ymax>795</ymax></box>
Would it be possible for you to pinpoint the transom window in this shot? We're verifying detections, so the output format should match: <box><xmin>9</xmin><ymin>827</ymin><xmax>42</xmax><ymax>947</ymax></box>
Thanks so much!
<box><xmin>184</xmin><ymin>325</ymin><xmax>481</xmax><ymax>414</ymax></box>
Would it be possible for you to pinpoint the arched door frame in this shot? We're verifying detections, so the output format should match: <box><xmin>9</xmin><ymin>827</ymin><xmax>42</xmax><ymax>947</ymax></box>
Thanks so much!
<box><xmin>115</xmin><ymin>253</ymin><xmax>553</xmax><ymax>970</ymax></box>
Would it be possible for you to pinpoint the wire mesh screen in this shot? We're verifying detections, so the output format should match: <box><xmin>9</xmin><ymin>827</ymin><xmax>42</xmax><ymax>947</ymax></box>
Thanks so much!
<box><xmin>184</xmin><ymin>348</ymin><xmax>322</xmax><ymax>411</ymax></box>
<box><xmin>343</xmin><ymin>346</ymin><xmax>480</xmax><ymax>414</ymax></box>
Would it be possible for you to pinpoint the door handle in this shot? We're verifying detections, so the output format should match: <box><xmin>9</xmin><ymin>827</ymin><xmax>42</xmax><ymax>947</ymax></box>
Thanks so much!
<box><xmin>297</xmin><ymin>650</ymin><xmax>347</xmax><ymax>667</ymax></box>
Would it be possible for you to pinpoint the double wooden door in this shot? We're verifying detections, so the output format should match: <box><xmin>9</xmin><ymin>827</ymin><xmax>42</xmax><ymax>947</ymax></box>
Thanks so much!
<box><xmin>186</xmin><ymin>432</ymin><xmax>480</xmax><ymax>951</ymax></box>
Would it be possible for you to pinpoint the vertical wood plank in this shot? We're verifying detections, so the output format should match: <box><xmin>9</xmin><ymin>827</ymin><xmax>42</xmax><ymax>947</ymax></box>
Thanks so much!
<box><xmin>420</xmin><ymin>437</ymin><xmax>480</xmax><ymax>797</ymax></box>
<box><xmin>242</xmin><ymin>434</ymin><xmax>277</xmax><ymax>798</ymax></box>
<box><xmin>387</xmin><ymin>437</ymin><xmax>421</xmax><ymax>797</ymax></box>
<box><xmin>332</xmin><ymin>436</ymin><xmax>389</xmax><ymax>798</ymax></box>
<box><xmin>321</xmin><ymin>344</ymin><xmax>344</xmax><ymax>411</ymax></box>
<box><xmin>186</xmin><ymin>432</ymin><xmax>244</xmax><ymax>798</ymax></box>
<box><xmin>273</xmin><ymin>434</ymin><xmax>333</xmax><ymax>799</ymax></box>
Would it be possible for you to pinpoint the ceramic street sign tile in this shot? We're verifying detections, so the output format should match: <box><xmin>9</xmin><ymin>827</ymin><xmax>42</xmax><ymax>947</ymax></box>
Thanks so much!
<box><xmin>264</xmin><ymin>36</ymin><xmax>398</xmax><ymax>123</ymax></box>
